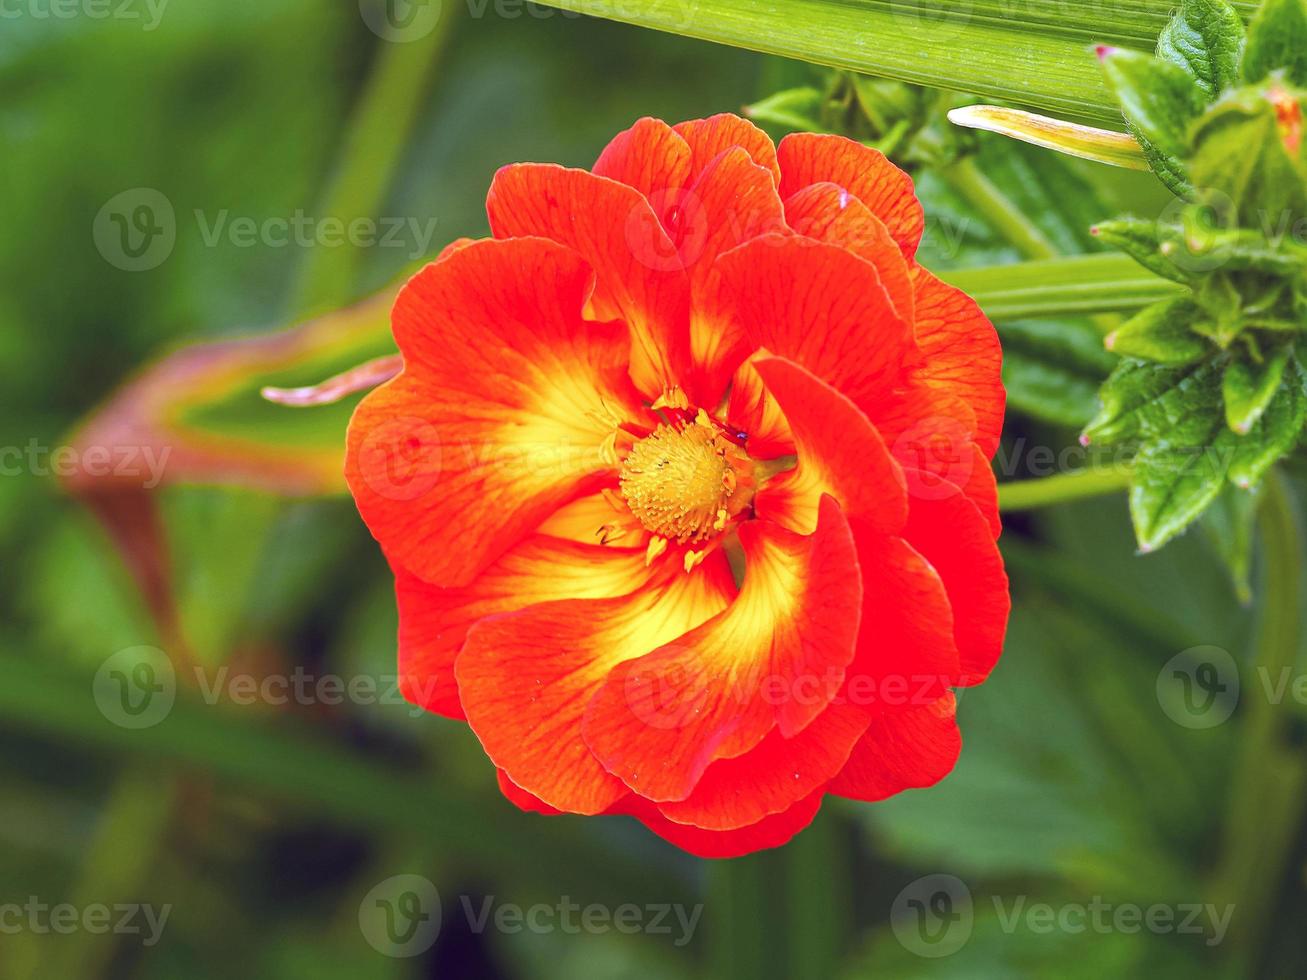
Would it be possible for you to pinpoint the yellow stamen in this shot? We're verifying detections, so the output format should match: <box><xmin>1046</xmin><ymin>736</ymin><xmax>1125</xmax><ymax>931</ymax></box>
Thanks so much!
<box><xmin>618</xmin><ymin>415</ymin><xmax>752</xmax><ymax>545</ymax></box>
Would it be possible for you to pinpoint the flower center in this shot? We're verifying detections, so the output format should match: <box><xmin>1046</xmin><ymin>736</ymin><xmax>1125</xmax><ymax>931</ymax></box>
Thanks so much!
<box><xmin>618</xmin><ymin>413</ymin><xmax>751</xmax><ymax>545</ymax></box>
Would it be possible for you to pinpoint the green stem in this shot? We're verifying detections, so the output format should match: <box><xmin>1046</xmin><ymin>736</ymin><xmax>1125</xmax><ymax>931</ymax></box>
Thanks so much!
<box><xmin>1211</xmin><ymin>470</ymin><xmax>1305</xmax><ymax>973</ymax></box>
<box><xmin>938</xmin><ymin>253</ymin><xmax>1183</xmax><ymax>321</ymax></box>
<box><xmin>785</xmin><ymin>809</ymin><xmax>849</xmax><ymax>980</ymax></box>
<box><xmin>998</xmin><ymin>463</ymin><xmax>1134</xmax><ymax>512</ymax></box>
<box><xmin>291</xmin><ymin>17</ymin><xmax>453</xmax><ymax>313</ymax></box>
<box><xmin>709</xmin><ymin>852</ymin><xmax>787</xmax><ymax>980</ymax></box>
<box><xmin>939</xmin><ymin>156</ymin><xmax>1059</xmax><ymax>261</ymax></box>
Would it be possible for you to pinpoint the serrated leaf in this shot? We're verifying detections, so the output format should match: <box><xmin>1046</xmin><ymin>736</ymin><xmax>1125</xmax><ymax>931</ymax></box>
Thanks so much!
<box><xmin>1100</xmin><ymin>47</ymin><xmax>1208</xmax><ymax>195</ymax></box>
<box><xmin>1190</xmin><ymin>88</ymin><xmax>1307</xmax><ymax>226</ymax></box>
<box><xmin>1129</xmin><ymin>375</ymin><xmax>1227</xmax><ymax>550</ymax></box>
<box><xmin>1156</xmin><ymin>0</ymin><xmax>1246</xmax><ymax>98</ymax></box>
<box><xmin>1243</xmin><ymin>0</ymin><xmax>1307</xmax><ymax>85</ymax></box>
<box><xmin>1223</xmin><ymin>341</ymin><xmax>1293</xmax><ymax>431</ymax></box>
<box><xmin>1225</xmin><ymin>358</ymin><xmax>1307</xmax><ymax>486</ymax></box>
<box><xmin>1083</xmin><ymin>358</ymin><xmax>1211</xmax><ymax>445</ymax></box>
<box><xmin>1106</xmin><ymin>297</ymin><xmax>1210</xmax><ymax>363</ymax></box>
<box><xmin>1091</xmin><ymin>218</ymin><xmax>1197</xmax><ymax>284</ymax></box>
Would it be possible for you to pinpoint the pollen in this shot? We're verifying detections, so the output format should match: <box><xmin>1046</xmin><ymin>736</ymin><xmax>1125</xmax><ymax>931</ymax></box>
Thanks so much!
<box><xmin>619</xmin><ymin>413</ymin><xmax>751</xmax><ymax>545</ymax></box>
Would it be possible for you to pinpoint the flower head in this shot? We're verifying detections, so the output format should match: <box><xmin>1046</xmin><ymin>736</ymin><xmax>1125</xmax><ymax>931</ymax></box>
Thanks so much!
<box><xmin>345</xmin><ymin>114</ymin><xmax>1009</xmax><ymax>858</ymax></box>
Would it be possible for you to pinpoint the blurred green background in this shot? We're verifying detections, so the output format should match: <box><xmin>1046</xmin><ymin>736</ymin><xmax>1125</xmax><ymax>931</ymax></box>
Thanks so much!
<box><xmin>3</xmin><ymin>1</ymin><xmax>1307</xmax><ymax>977</ymax></box>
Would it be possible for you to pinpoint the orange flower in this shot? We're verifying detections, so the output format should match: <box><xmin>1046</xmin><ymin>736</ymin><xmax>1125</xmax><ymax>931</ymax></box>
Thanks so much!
<box><xmin>345</xmin><ymin>114</ymin><xmax>1008</xmax><ymax>858</ymax></box>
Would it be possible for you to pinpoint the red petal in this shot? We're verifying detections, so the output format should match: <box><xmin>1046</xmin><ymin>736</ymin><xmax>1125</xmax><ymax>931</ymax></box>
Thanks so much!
<box><xmin>487</xmin><ymin>164</ymin><xmax>693</xmax><ymax>397</ymax></box>
<box><xmin>592</xmin><ymin>116</ymin><xmax>693</xmax><ymax>203</ymax></box>
<box><xmin>655</xmin><ymin>704</ymin><xmax>869</xmax><ymax>831</ymax></box>
<box><xmin>620</xmin><ymin>791</ymin><xmax>823</xmax><ymax>858</ymax></box>
<box><xmin>673</xmin><ymin>113</ymin><xmax>781</xmax><ymax>185</ymax></box>
<box><xmin>345</xmin><ymin>238</ymin><xmax>644</xmax><ymax>587</ymax></box>
<box><xmin>901</xmin><ymin>471</ymin><xmax>1010</xmax><ymax>685</ymax></box>
<box><xmin>751</xmin><ymin>356</ymin><xmax>907</xmax><ymax>537</ymax></box>
<box><xmin>909</xmin><ymin>268</ymin><xmax>1005</xmax><ymax>457</ymax></box>
<box><xmin>848</xmin><ymin>531</ymin><xmax>960</xmax><ymax>708</ymax></box>
<box><xmin>455</xmin><ymin>555</ymin><xmax>736</xmax><ymax>815</ymax></box>
<box><xmin>583</xmin><ymin>497</ymin><xmax>862</xmax><ymax>803</ymax></box>
<box><xmin>783</xmin><ymin>182</ymin><xmax>915</xmax><ymax>322</ymax></box>
<box><xmin>497</xmin><ymin>769</ymin><xmax>564</xmax><ymax>816</ymax></box>
<box><xmin>394</xmin><ymin>536</ymin><xmax>654</xmax><ymax>720</ymax></box>
<box><xmin>715</xmin><ymin>234</ymin><xmax>912</xmax><ymax>425</ymax></box>
<box><xmin>829</xmin><ymin>694</ymin><xmax>961</xmax><ymax>801</ymax></box>
<box><xmin>777</xmin><ymin>133</ymin><xmax>924</xmax><ymax>259</ymax></box>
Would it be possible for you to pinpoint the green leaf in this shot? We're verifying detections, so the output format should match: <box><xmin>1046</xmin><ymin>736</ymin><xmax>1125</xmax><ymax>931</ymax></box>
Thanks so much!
<box><xmin>1091</xmin><ymin>218</ymin><xmax>1197</xmax><ymax>284</ymax></box>
<box><xmin>1130</xmin><ymin>413</ymin><xmax>1228</xmax><ymax>552</ymax></box>
<box><xmin>1243</xmin><ymin>0</ymin><xmax>1307</xmax><ymax>84</ymax></box>
<box><xmin>1223</xmin><ymin>341</ymin><xmax>1294</xmax><ymax>431</ymax></box>
<box><xmin>1106</xmin><ymin>297</ymin><xmax>1210</xmax><ymax>363</ymax></box>
<box><xmin>1189</xmin><ymin>88</ymin><xmax>1307</xmax><ymax>227</ymax></box>
<box><xmin>1156</xmin><ymin>0</ymin><xmax>1246</xmax><ymax>98</ymax></box>
<box><xmin>743</xmin><ymin>86</ymin><xmax>826</xmax><ymax>133</ymax></box>
<box><xmin>1083</xmin><ymin>358</ymin><xmax>1209</xmax><ymax>445</ymax></box>
<box><xmin>1099</xmin><ymin>47</ymin><xmax>1208</xmax><ymax>196</ymax></box>
<box><xmin>999</xmin><ymin>320</ymin><xmax>1118</xmax><ymax>427</ymax></box>
<box><xmin>533</xmin><ymin>0</ymin><xmax>1251</xmax><ymax>126</ymax></box>
<box><xmin>1225</xmin><ymin>358</ymin><xmax>1307</xmax><ymax>486</ymax></box>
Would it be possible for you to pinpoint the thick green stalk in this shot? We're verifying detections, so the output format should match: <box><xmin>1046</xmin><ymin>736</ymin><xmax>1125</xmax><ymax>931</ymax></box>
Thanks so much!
<box><xmin>1211</xmin><ymin>471</ymin><xmax>1305</xmax><ymax>972</ymax></box>
<box><xmin>998</xmin><ymin>463</ymin><xmax>1135</xmax><ymax>511</ymax></box>
<box><xmin>939</xmin><ymin>156</ymin><xmax>1060</xmax><ymax>261</ymax></box>
<box><xmin>937</xmin><ymin>253</ymin><xmax>1184</xmax><ymax>321</ymax></box>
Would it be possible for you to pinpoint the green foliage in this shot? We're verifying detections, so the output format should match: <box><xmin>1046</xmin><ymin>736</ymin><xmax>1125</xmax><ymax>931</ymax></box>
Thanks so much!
<box><xmin>1156</xmin><ymin>0</ymin><xmax>1247</xmax><ymax>98</ymax></box>
<box><xmin>1242</xmin><ymin>0</ymin><xmax>1307</xmax><ymax>83</ymax></box>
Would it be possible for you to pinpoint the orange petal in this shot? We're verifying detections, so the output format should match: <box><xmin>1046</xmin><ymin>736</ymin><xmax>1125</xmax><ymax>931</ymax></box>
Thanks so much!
<box><xmin>723</xmin><ymin>352</ymin><xmax>795</xmax><ymax>459</ymax></box>
<box><xmin>777</xmin><ymin>133</ymin><xmax>924</xmax><ymax>259</ymax></box>
<box><xmin>395</xmin><ymin>536</ymin><xmax>654</xmax><ymax>720</ymax></box>
<box><xmin>674</xmin><ymin>113</ymin><xmax>781</xmax><ymax>185</ymax></box>
<box><xmin>848</xmin><ymin>531</ymin><xmax>960</xmax><ymax>708</ymax></box>
<box><xmin>714</xmin><ymin>235</ymin><xmax>910</xmax><ymax>416</ymax></box>
<box><xmin>901</xmin><ymin>471</ymin><xmax>1010</xmax><ymax>685</ymax></box>
<box><xmin>346</xmin><ymin>238</ymin><xmax>645</xmax><ymax>587</ymax></box>
<box><xmin>592</xmin><ymin>116</ymin><xmax>693</xmax><ymax>204</ymax></box>
<box><xmin>583</xmin><ymin>497</ymin><xmax>862</xmax><ymax>803</ymax></box>
<box><xmin>783</xmin><ymin>182</ymin><xmax>915</xmax><ymax>322</ymax></box>
<box><xmin>682</xmin><ymin>148</ymin><xmax>787</xmax><ymax>405</ymax></box>
<box><xmin>487</xmin><ymin>163</ymin><xmax>693</xmax><ymax>397</ymax></box>
<box><xmin>829</xmin><ymin>694</ymin><xmax>962</xmax><ymax>801</ymax></box>
<box><xmin>620</xmin><ymin>791</ymin><xmax>823</xmax><ymax>858</ymax></box>
<box><xmin>909</xmin><ymin>268</ymin><xmax>1005</xmax><ymax>457</ymax></box>
<box><xmin>655</xmin><ymin>703</ymin><xmax>869</xmax><ymax>831</ymax></box>
<box><xmin>455</xmin><ymin>553</ymin><xmax>736</xmax><ymax>815</ymax></box>
<box><xmin>751</xmin><ymin>356</ymin><xmax>907</xmax><ymax>537</ymax></box>
<box><xmin>497</xmin><ymin>769</ymin><xmax>564</xmax><ymax>816</ymax></box>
